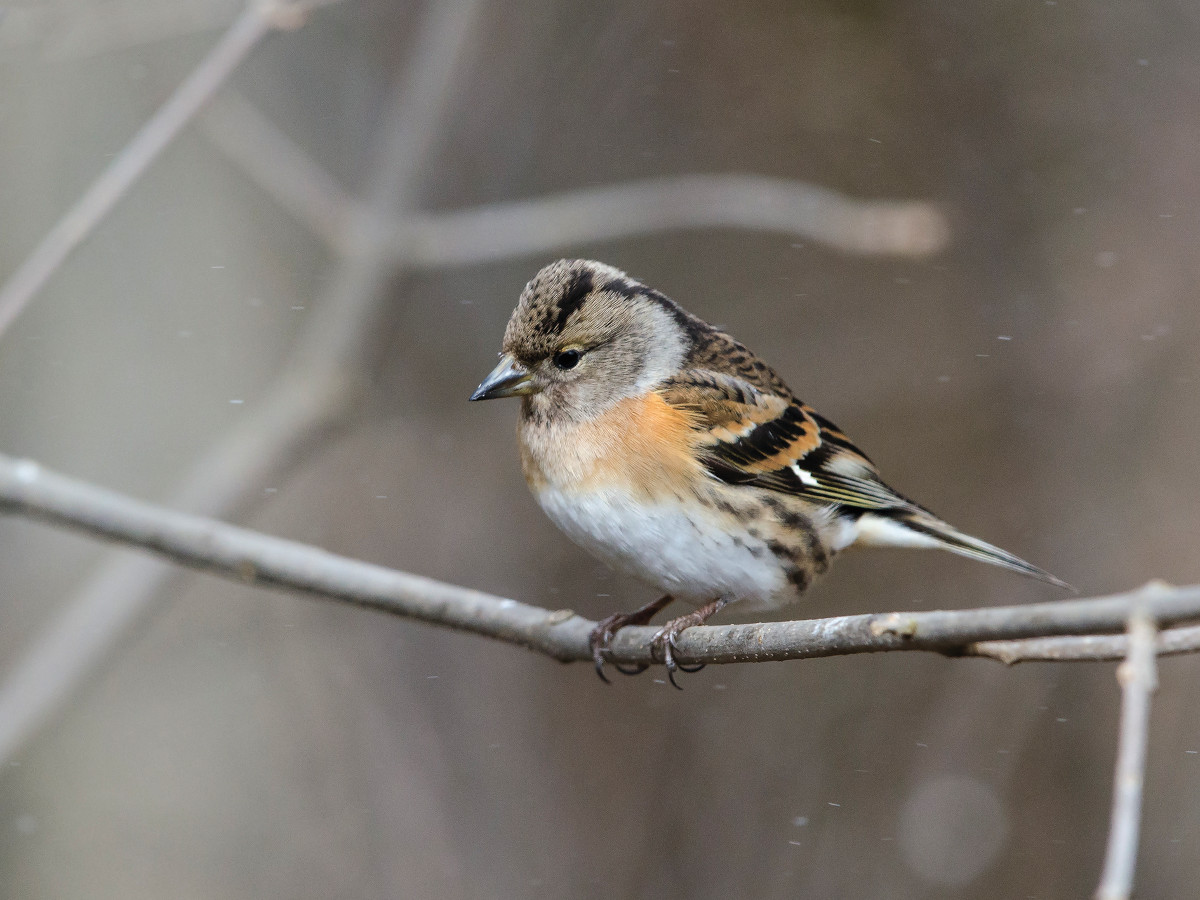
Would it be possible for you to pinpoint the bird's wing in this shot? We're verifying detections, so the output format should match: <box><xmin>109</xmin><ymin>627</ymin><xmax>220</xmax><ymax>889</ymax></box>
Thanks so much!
<box><xmin>658</xmin><ymin>368</ymin><xmax>1071</xmax><ymax>589</ymax></box>
<box><xmin>658</xmin><ymin>369</ymin><xmax>899</xmax><ymax>511</ymax></box>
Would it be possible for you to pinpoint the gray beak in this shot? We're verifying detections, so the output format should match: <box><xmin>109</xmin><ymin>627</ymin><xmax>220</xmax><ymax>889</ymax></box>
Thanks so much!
<box><xmin>470</xmin><ymin>353</ymin><xmax>536</xmax><ymax>401</ymax></box>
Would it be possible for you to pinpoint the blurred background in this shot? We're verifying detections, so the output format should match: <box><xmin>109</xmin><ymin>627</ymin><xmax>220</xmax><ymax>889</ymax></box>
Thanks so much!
<box><xmin>1</xmin><ymin>0</ymin><xmax>1198</xmax><ymax>896</ymax></box>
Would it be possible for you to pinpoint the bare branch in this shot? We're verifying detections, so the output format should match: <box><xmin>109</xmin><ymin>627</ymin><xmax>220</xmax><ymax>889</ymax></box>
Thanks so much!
<box><xmin>0</xmin><ymin>374</ymin><xmax>348</xmax><ymax>767</ymax></box>
<box><xmin>397</xmin><ymin>175</ymin><xmax>950</xmax><ymax>263</ymax></box>
<box><xmin>0</xmin><ymin>0</ymin><xmax>328</xmax><ymax>342</ymax></box>
<box><xmin>203</xmin><ymin>95</ymin><xmax>952</xmax><ymax>264</ymax></box>
<box><xmin>201</xmin><ymin>90</ymin><xmax>360</xmax><ymax>252</ymax></box>
<box><xmin>969</xmin><ymin>622</ymin><xmax>1200</xmax><ymax>664</ymax></box>
<box><xmin>0</xmin><ymin>453</ymin><xmax>1196</xmax><ymax>674</ymax></box>
<box><xmin>1096</xmin><ymin>612</ymin><xmax>1159</xmax><ymax>900</ymax></box>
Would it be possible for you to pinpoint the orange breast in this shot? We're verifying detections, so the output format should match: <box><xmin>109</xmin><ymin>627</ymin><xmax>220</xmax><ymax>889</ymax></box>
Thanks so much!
<box><xmin>520</xmin><ymin>392</ymin><xmax>702</xmax><ymax>500</ymax></box>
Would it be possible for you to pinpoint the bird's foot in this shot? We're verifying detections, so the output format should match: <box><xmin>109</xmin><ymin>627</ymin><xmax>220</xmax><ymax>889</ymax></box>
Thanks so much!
<box><xmin>650</xmin><ymin>598</ymin><xmax>729</xmax><ymax>689</ymax></box>
<box><xmin>589</xmin><ymin>595</ymin><xmax>674</xmax><ymax>682</ymax></box>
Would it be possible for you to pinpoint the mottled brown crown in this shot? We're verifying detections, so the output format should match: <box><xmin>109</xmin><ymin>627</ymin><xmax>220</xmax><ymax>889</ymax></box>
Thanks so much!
<box><xmin>501</xmin><ymin>259</ymin><xmax>636</xmax><ymax>363</ymax></box>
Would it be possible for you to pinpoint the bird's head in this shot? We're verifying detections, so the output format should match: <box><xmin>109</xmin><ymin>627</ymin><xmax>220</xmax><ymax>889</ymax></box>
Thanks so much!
<box><xmin>470</xmin><ymin>259</ymin><xmax>698</xmax><ymax>421</ymax></box>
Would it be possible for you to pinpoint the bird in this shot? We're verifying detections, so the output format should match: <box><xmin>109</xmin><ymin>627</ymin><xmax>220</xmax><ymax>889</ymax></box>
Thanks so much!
<box><xmin>470</xmin><ymin>259</ymin><xmax>1069</xmax><ymax>686</ymax></box>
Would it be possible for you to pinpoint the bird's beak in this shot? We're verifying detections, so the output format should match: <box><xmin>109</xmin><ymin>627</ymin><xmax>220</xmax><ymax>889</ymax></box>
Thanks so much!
<box><xmin>470</xmin><ymin>353</ymin><xmax>536</xmax><ymax>401</ymax></box>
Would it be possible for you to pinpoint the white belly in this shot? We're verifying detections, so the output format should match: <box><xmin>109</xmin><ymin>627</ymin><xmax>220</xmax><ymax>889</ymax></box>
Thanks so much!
<box><xmin>534</xmin><ymin>485</ymin><xmax>789</xmax><ymax>608</ymax></box>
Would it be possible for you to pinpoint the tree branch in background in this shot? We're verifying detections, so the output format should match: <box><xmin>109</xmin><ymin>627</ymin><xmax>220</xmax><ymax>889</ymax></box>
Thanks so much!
<box><xmin>0</xmin><ymin>0</ymin><xmax>335</xmax><ymax>342</ymax></box>
<box><xmin>0</xmin><ymin>453</ymin><xmax>1196</xmax><ymax>672</ymax></box>
<box><xmin>203</xmin><ymin>98</ymin><xmax>952</xmax><ymax>262</ymax></box>
<box><xmin>202</xmin><ymin>90</ymin><xmax>360</xmax><ymax>252</ymax></box>
<box><xmin>399</xmin><ymin>174</ymin><xmax>949</xmax><ymax>262</ymax></box>
<box><xmin>970</xmin><ymin>622</ymin><xmax>1200</xmax><ymax>663</ymax></box>
<box><xmin>1095</xmin><ymin>612</ymin><xmax>1158</xmax><ymax>900</ymax></box>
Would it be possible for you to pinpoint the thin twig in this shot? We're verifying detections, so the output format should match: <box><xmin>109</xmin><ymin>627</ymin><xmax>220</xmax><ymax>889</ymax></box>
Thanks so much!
<box><xmin>0</xmin><ymin>0</ymin><xmax>322</xmax><ymax>342</ymax></box>
<box><xmin>0</xmin><ymin>0</ymin><xmax>486</xmax><ymax>766</ymax></box>
<box><xmin>397</xmin><ymin>175</ymin><xmax>950</xmax><ymax>263</ymax></box>
<box><xmin>204</xmin><ymin>106</ymin><xmax>955</xmax><ymax>260</ymax></box>
<box><xmin>0</xmin><ymin>454</ymin><xmax>1196</xmax><ymax>671</ymax></box>
<box><xmin>1095</xmin><ymin>612</ymin><xmax>1159</xmax><ymax>900</ymax></box>
<box><xmin>201</xmin><ymin>93</ymin><xmax>953</xmax><ymax>264</ymax></box>
<box><xmin>201</xmin><ymin>90</ymin><xmax>359</xmax><ymax>251</ymax></box>
<box><xmin>969</xmin><ymin>622</ymin><xmax>1200</xmax><ymax>663</ymax></box>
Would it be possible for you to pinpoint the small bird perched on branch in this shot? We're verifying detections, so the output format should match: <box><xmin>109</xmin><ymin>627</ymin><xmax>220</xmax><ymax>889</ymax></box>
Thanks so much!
<box><xmin>471</xmin><ymin>259</ymin><xmax>1069</xmax><ymax>686</ymax></box>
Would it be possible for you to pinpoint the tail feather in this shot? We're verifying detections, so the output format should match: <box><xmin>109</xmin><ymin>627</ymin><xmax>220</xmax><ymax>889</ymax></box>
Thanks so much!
<box><xmin>857</xmin><ymin>509</ymin><xmax>1074</xmax><ymax>591</ymax></box>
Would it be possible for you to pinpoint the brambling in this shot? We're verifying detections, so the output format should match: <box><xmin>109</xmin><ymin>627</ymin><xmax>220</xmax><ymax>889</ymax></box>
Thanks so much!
<box><xmin>471</xmin><ymin>259</ymin><xmax>1069</xmax><ymax>685</ymax></box>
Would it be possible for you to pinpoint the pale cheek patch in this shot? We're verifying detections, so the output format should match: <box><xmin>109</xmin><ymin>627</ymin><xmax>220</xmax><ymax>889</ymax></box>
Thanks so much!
<box><xmin>631</xmin><ymin>303</ymin><xmax>687</xmax><ymax>393</ymax></box>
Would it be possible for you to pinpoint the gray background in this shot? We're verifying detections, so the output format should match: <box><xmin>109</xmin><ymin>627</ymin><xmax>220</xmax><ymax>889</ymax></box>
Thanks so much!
<box><xmin>1</xmin><ymin>1</ymin><xmax>1198</xmax><ymax>897</ymax></box>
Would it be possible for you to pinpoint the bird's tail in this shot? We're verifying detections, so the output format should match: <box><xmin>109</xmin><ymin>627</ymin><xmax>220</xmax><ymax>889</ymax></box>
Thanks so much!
<box><xmin>855</xmin><ymin>509</ymin><xmax>1074</xmax><ymax>591</ymax></box>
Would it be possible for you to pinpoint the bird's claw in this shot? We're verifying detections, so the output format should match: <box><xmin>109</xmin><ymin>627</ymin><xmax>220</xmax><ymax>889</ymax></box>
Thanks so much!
<box><xmin>591</xmin><ymin>596</ymin><xmax>722</xmax><ymax>688</ymax></box>
<box><xmin>590</xmin><ymin>619</ymin><xmax>618</xmax><ymax>683</ymax></box>
<box><xmin>590</xmin><ymin>626</ymin><xmax>649</xmax><ymax>682</ymax></box>
<box><xmin>650</xmin><ymin>624</ymin><xmax>704</xmax><ymax>689</ymax></box>
<box><xmin>648</xmin><ymin>598</ymin><xmax>728</xmax><ymax>689</ymax></box>
<box><xmin>588</xmin><ymin>595</ymin><xmax>674</xmax><ymax>682</ymax></box>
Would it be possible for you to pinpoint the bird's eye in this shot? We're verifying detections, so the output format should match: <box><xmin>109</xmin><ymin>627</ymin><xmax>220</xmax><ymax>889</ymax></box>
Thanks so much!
<box><xmin>553</xmin><ymin>348</ymin><xmax>581</xmax><ymax>370</ymax></box>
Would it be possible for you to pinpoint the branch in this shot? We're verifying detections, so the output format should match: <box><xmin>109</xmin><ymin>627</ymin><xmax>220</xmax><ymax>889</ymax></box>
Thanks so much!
<box><xmin>201</xmin><ymin>90</ymin><xmax>360</xmax><ymax>252</ymax></box>
<box><xmin>201</xmin><ymin>102</ymin><xmax>951</xmax><ymax>262</ymax></box>
<box><xmin>0</xmin><ymin>0</ymin><xmax>330</xmax><ymax>342</ymax></box>
<box><xmin>1095</xmin><ymin>612</ymin><xmax>1158</xmax><ymax>900</ymax></box>
<box><xmin>398</xmin><ymin>175</ymin><xmax>951</xmax><ymax>263</ymax></box>
<box><xmin>1</xmin><ymin>453</ymin><xmax>1197</xmax><ymax>671</ymax></box>
<box><xmin>969</xmin><ymin>623</ymin><xmax>1200</xmax><ymax>664</ymax></box>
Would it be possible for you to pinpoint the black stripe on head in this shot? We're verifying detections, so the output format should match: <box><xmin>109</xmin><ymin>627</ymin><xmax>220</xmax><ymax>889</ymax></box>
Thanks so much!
<box><xmin>600</xmin><ymin>276</ymin><xmax>637</xmax><ymax>298</ymax></box>
<box><xmin>590</xmin><ymin>273</ymin><xmax>711</xmax><ymax>348</ymax></box>
<box><xmin>548</xmin><ymin>269</ymin><xmax>594</xmax><ymax>333</ymax></box>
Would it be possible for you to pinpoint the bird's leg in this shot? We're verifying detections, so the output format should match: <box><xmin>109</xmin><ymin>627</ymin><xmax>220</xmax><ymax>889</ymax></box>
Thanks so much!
<box><xmin>651</xmin><ymin>598</ymin><xmax>729</xmax><ymax>689</ymax></box>
<box><xmin>589</xmin><ymin>594</ymin><xmax>675</xmax><ymax>682</ymax></box>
